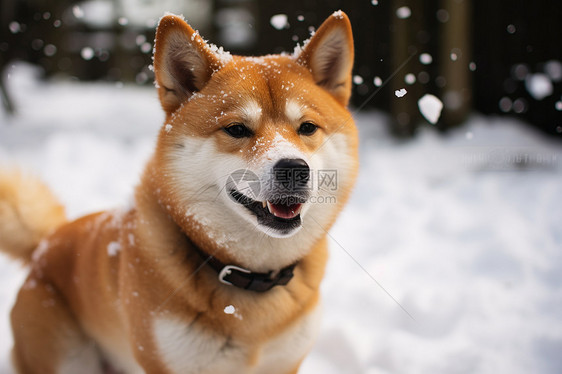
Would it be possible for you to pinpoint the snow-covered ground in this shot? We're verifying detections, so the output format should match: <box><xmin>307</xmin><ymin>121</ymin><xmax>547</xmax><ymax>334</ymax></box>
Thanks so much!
<box><xmin>1</xmin><ymin>64</ymin><xmax>561</xmax><ymax>373</ymax></box>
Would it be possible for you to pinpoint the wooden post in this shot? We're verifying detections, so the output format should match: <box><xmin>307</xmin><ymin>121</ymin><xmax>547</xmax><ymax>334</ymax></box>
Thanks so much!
<box><xmin>438</xmin><ymin>0</ymin><xmax>472</xmax><ymax>128</ymax></box>
<box><xmin>390</xmin><ymin>0</ymin><xmax>424</xmax><ymax>137</ymax></box>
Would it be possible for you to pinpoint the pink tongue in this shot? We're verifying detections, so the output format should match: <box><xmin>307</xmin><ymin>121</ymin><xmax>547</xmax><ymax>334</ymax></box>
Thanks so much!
<box><xmin>269</xmin><ymin>203</ymin><xmax>302</xmax><ymax>219</ymax></box>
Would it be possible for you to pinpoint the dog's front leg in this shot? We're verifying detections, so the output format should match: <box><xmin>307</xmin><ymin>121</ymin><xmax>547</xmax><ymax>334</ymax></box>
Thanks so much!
<box><xmin>126</xmin><ymin>313</ymin><xmax>178</xmax><ymax>374</ymax></box>
<box><xmin>10</xmin><ymin>276</ymin><xmax>104</xmax><ymax>374</ymax></box>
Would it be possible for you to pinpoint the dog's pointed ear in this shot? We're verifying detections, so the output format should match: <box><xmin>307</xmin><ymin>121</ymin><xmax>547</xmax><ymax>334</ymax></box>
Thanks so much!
<box><xmin>296</xmin><ymin>11</ymin><xmax>354</xmax><ymax>106</ymax></box>
<box><xmin>153</xmin><ymin>14</ymin><xmax>230</xmax><ymax>114</ymax></box>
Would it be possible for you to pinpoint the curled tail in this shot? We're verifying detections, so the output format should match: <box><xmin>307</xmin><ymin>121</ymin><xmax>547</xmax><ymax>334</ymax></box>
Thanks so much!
<box><xmin>0</xmin><ymin>170</ymin><xmax>66</xmax><ymax>262</ymax></box>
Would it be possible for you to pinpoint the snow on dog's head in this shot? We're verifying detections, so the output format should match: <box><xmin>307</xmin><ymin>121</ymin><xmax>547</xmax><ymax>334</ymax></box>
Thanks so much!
<box><xmin>149</xmin><ymin>12</ymin><xmax>358</xmax><ymax>270</ymax></box>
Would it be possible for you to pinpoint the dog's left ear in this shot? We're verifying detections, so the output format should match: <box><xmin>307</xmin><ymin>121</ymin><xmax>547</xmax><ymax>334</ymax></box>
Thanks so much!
<box><xmin>296</xmin><ymin>11</ymin><xmax>354</xmax><ymax>106</ymax></box>
<box><xmin>153</xmin><ymin>14</ymin><xmax>229</xmax><ymax>115</ymax></box>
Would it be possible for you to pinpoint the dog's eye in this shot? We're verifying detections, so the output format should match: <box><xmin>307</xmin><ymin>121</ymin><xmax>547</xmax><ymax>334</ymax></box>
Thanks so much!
<box><xmin>224</xmin><ymin>123</ymin><xmax>253</xmax><ymax>138</ymax></box>
<box><xmin>298</xmin><ymin>122</ymin><xmax>318</xmax><ymax>136</ymax></box>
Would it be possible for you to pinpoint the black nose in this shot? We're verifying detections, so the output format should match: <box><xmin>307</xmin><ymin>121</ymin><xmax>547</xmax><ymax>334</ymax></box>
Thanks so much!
<box><xmin>273</xmin><ymin>158</ymin><xmax>310</xmax><ymax>190</ymax></box>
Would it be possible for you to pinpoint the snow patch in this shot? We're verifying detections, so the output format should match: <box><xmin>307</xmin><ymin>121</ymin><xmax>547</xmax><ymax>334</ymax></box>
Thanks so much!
<box><xmin>107</xmin><ymin>241</ymin><xmax>121</xmax><ymax>256</ymax></box>
<box><xmin>207</xmin><ymin>43</ymin><xmax>233</xmax><ymax>66</ymax></box>
<box><xmin>292</xmin><ymin>36</ymin><xmax>312</xmax><ymax>59</ymax></box>
<box><xmin>23</xmin><ymin>278</ymin><xmax>37</xmax><ymax>290</ymax></box>
<box><xmin>223</xmin><ymin>305</ymin><xmax>242</xmax><ymax>320</ymax></box>
<box><xmin>332</xmin><ymin>10</ymin><xmax>344</xmax><ymax>19</ymax></box>
<box><xmin>32</xmin><ymin>239</ymin><xmax>50</xmax><ymax>262</ymax></box>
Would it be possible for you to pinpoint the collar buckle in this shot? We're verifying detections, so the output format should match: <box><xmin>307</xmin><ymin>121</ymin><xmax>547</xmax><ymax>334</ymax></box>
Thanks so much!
<box><xmin>218</xmin><ymin>265</ymin><xmax>251</xmax><ymax>286</ymax></box>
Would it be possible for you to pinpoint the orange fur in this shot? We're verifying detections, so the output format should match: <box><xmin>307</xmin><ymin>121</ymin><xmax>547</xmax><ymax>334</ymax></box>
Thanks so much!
<box><xmin>1</xmin><ymin>11</ymin><xmax>358</xmax><ymax>374</ymax></box>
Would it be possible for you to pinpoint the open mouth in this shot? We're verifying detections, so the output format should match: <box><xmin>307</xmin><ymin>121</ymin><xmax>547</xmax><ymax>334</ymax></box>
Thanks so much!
<box><xmin>229</xmin><ymin>190</ymin><xmax>304</xmax><ymax>233</ymax></box>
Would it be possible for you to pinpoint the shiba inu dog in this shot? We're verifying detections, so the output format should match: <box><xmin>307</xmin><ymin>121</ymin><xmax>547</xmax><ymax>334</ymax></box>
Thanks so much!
<box><xmin>0</xmin><ymin>10</ymin><xmax>358</xmax><ymax>374</ymax></box>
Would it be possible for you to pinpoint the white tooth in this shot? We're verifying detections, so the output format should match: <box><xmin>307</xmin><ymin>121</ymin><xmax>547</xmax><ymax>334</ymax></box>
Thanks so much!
<box><xmin>262</xmin><ymin>201</ymin><xmax>266</xmax><ymax>209</ymax></box>
<box><xmin>266</xmin><ymin>201</ymin><xmax>277</xmax><ymax>216</ymax></box>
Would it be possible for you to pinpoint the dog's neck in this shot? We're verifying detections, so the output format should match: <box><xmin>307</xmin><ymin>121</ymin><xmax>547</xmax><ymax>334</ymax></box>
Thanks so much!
<box><xmin>184</xmin><ymin>233</ymin><xmax>298</xmax><ymax>292</ymax></box>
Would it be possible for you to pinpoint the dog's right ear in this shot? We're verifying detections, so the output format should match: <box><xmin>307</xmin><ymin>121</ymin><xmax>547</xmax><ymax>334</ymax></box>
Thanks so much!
<box><xmin>153</xmin><ymin>14</ymin><xmax>227</xmax><ymax>115</ymax></box>
<box><xmin>295</xmin><ymin>11</ymin><xmax>354</xmax><ymax>107</ymax></box>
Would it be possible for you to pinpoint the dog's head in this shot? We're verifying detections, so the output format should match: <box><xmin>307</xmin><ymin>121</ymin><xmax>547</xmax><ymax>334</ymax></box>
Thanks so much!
<box><xmin>150</xmin><ymin>11</ymin><xmax>358</xmax><ymax>270</ymax></box>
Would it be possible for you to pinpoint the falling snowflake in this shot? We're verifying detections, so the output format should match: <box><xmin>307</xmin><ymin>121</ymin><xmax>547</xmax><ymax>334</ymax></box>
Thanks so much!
<box><xmin>270</xmin><ymin>14</ymin><xmax>289</xmax><ymax>30</ymax></box>
<box><xmin>81</xmin><ymin>47</ymin><xmax>94</xmax><ymax>60</ymax></box>
<box><xmin>396</xmin><ymin>6</ymin><xmax>411</xmax><ymax>19</ymax></box>
<box><xmin>418</xmin><ymin>94</ymin><xmax>443</xmax><ymax>124</ymax></box>
<box><xmin>419</xmin><ymin>53</ymin><xmax>433</xmax><ymax>65</ymax></box>
<box><xmin>353</xmin><ymin>75</ymin><xmax>364</xmax><ymax>85</ymax></box>
<box><xmin>525</xmin><ymin>74</ymin><xmax>553</xmax><ymax>100</ymax></box>
<box><xmin>395</xmin><ymin>88</ymin><xmax>407</xmax><ymax>98</ymax></box>
<box><xmin>72</xmin><ymin>5</ymin><xmax>84</xmax><ymax>19</ymax></box>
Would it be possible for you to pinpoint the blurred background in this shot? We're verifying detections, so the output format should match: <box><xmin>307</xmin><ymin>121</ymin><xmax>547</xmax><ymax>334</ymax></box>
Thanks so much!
<box><xmin>1</xmin><ymin>1</ymin><xmax>562</xmax><ymax>374</ymax></box>
<box><xmin>1</xmin><ymin>0</ymin><xmax>561</xmax><ymax>137</ymax></box>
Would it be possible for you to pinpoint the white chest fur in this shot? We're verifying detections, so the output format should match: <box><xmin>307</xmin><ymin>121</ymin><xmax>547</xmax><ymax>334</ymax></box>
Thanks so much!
<box><xmin>153</xmin><ymin>306</ymin><xmax>321</xmax><ymax>374</ymax></box>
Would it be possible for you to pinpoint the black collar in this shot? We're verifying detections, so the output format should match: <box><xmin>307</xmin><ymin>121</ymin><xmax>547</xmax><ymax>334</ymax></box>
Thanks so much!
<box><xmin>188</xmin><ymin>238</ymin><xmax>297</xmax><ymax>293</ymax></box>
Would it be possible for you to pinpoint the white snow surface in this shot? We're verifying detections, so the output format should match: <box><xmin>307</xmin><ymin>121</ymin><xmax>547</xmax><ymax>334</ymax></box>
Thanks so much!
<box><xmin>1</xmin><ymin>64</ymin><xmax>562</xmax><ymax>374</ymax></box>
